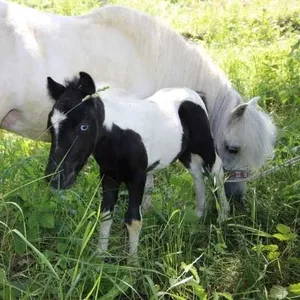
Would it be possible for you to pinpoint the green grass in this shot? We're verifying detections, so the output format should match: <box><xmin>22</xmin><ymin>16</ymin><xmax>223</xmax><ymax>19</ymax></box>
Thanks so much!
<box><xmin>1</xmin><ymin>0</ymin><xmax>300</xmax><ymax>299</ymax></box>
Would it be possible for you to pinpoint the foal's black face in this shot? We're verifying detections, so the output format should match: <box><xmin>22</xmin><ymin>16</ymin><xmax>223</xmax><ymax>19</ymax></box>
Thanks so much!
<box><xmin>45</xmin><ymin>72</ymin><xmax>102</xmax><ymax>189</ymax></box>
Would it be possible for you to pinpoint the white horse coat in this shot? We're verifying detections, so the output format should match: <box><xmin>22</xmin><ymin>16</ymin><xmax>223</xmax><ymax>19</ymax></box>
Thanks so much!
<box><xmin>0</xmin><ymin>1</ymin><xmax>232</xmax><ymax>139</ymax></box>
<box><xmin>0</xmin><ymin>1</ymin><xmax>276</xmax><ymax>198</ymax></box>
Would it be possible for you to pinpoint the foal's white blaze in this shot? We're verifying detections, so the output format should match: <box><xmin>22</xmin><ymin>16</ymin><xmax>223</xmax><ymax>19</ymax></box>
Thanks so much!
<box><xmin>51</xmin><ymin>109</ymin><xmax>67</xmax><ymax>136</ymax></box>
<box><xmin>98</xmin><ymin>211</ymin><xmax>113</xmax><ymax>253</ymax></box>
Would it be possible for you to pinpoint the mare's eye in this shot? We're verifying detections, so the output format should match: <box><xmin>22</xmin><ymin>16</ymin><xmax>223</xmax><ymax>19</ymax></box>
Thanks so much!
<box><xmin>80</xmin><ymin>124</ymin><xmax>89</xmax><ymax>131</ymax></box>
<box><xmin>226</xmin><ymin>145</ymin><xmax>239</xmax><ymax>154</ymax></box>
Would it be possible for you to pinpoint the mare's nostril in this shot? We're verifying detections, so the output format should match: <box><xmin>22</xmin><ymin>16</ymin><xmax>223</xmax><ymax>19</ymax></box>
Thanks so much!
<box><xmin>224</xmin><ymin>181</ymin><xmax>246</xmax><ymax>203</ymax></box>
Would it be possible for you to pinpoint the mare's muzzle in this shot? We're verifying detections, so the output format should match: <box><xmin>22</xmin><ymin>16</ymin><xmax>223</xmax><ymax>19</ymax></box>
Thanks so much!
<box><xmin>224</xmin><ymin>181</ymin><xmax>246</xmax><ymax>202</ymax></box>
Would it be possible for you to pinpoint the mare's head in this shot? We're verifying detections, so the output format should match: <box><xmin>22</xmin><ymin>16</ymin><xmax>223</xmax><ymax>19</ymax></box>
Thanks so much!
<box><xmin>45</xmin><ymin>72</ymin><xmax>102</xmax><ymax>189</ymax></box>
<box><xmin>214</xmin><ymin>93</ymin><xmax>276</xmax><ymax>201</ymax></box>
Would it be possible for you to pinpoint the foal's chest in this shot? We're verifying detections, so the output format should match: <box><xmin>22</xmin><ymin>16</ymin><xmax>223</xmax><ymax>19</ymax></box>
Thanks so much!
<box><xmin>93</xmin><ymin>125</ymin><xmax>148</xmax><ymax>180</ymax></box>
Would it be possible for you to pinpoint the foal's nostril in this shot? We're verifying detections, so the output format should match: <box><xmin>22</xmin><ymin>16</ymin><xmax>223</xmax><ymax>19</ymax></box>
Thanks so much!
<box><xmin>49</xmin><ymin>171</ymin><xmax>65</xmax><ymax>187</ymax></box>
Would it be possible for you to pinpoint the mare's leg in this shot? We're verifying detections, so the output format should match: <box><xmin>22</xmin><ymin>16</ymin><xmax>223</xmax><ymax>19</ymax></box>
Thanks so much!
<box><xmin>211</xmin><ymin>154</ymin><xmax>230</xmax><ymax>222</ymax></box>
<box><xmin>179</xmin><ymin>152</ymin><xmax>206</xmax><ymax>218</ymax></box>
<box><xmin>98</xmin><ymin>172</ymin><xmax>120</xmax><ymax>253</ymax></box>
<box><xmin>142</xmin><ymin>173</ymin><xmax>154</xmax><ymax>211</ymax></box>
<box><xmin>125</xmin><ymin>171</ymin><xmax>146</xmax><ymax>260</ymax></box>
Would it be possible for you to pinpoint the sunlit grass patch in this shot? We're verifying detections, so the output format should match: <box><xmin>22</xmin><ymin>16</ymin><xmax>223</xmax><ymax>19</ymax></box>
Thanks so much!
<box><xmin>1</xmin><ymin>0</ymin><xmax>300</xmax><ymax>298</ymax></box>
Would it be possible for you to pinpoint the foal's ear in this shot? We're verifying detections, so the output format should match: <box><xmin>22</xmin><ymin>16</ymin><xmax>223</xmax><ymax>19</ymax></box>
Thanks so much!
<box><xmin>231</xmin><ymin>103</ymin><xmax>248</xmax><ymax>122</ymax></box>
<box><xmin>78</xmin><ymin>72</ymin><xmax>96</xmax><ymax>96</ymax></box>
<box><xmin>47</xmin><ymin>77</ymin><xmax>65</xmax><ymax>101</ymax></box>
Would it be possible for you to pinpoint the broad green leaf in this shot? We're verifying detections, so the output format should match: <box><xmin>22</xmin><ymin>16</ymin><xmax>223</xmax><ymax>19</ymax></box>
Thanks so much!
<box><xmin>38</xmin><ymin>201</ymin><xmax>57</xmax><ymax>212</ymax></box>
<box><xmin>276</xmin><ymin>224</ymin><xmax>291</xmax><ymax>234</ymax></box>
<box><xmin>27</xmin><ymin>227</ymin><xmax>39</xmax><ymax>241</ymax></box>
<box><xmin>273</xmin><ymin>233</ymin><xmax>297</xmax><ymax>241</ymax></box>
<box><xmin>183</xmin><ymin>206</ymin><xmax>199</xmax><ymax>224</ymax></box>
<box><xmin>267</xmin><ymin>251</ymin><xmax>280</xmax><ymax>260</ymax></box>
<box><xmin>252</xmin><ymin>244</ymin><xmax>279</xmax><ymax>252</ymax></box>
<box><xmin>269</xmin><ymin>285</ymin><xmax>288</xmax><ymax>299</ymax></box>
<box><xmin>39</xmin><ymin>213</ymin><xmax>54</xmax><ymax>229</ymax></box>
<box><xmin>288</xmin><ymin>283</ymin><xmax>300</xmax><ymax>294</ymax></box>
<box><xmin>14</xmin><ymin>236</ymin><xmax>26</xmax><ymax>254</ymax></box>
<box><xmin>28</xmin><ymin>214</ymin><xmax>38</xmax><ymax>228</ymax></box>
<box><xmin>187</xmin><ymin>281</ymin><xmax>207</xmax><ymax>299</ymax></box>
<box><xmin>56</xmin><ymin>242</ymin><xmax>68</xmax><ymax>254</ymax></box>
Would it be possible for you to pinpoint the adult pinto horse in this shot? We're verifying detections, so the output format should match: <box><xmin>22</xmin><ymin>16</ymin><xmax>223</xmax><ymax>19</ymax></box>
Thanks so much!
<box><xmin>0</xmin><ymin>1</ymin><xmax>276</xmax><ymax>200</ymax></box>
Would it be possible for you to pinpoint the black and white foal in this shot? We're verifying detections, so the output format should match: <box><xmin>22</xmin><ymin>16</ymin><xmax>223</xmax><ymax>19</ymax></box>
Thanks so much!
<box><xmin>45</xmin><ymin>72</ymin><xmax>229</xmax><ymax>259</ymax></box>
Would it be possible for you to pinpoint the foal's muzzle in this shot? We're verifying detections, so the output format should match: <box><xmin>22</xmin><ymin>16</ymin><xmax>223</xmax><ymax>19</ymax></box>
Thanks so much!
<box><xmin>47</xmin><ymin>170</ymin><xmax>76</xmax><ymax>190</ymax></box>
<box><xmin>45</xmin><ymin>161</ymin><xmax>76</xmax><ymax>190</ymax></box>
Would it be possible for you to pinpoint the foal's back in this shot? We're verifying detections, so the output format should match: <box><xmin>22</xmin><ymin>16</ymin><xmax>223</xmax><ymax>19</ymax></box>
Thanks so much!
<box><xmin>100</xmin><ymin>87</ymin><xmax>208</xmax><ymax>170</ymax></box>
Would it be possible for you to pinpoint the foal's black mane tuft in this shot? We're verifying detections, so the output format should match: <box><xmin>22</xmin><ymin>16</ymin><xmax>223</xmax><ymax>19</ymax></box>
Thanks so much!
<box><xmin>63</xmin><ymin>76</ymin><xmax>81</xmax><ymax>91</ymax></box>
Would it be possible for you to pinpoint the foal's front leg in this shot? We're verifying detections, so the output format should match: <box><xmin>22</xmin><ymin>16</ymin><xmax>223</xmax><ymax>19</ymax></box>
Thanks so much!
<box><xmin>125</xmin><ymin>172</ymin><xmax>146</xmax><ymax>260</ymax></box>
<box><xmin>98</xmin><ymin>172</ymin><xmax>120</xmax><ymax>254</ymax></box>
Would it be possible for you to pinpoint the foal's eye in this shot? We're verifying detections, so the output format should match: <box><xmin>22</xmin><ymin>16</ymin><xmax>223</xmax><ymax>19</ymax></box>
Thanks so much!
<box><xmin>226</xmin><ymin>145</ymin><xmax>239</xmax><ymax>154</ymax></box>
<box><xmin>80</xmin><ymin>124</ymin><xmax>89</xmax><ymax>131</ymax></box>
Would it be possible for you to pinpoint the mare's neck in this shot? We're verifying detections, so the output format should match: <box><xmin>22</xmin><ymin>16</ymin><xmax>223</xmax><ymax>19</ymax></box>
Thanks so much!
<box><xmin>184</xmin><ymin>45</ymin><xmax>244</xmax><ymax>137</ymax></box>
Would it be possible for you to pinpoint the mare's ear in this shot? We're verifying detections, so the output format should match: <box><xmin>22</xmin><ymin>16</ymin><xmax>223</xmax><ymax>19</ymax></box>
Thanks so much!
<box><xmin>78</xmin><ymin>72</ymin><xmax>96</xmax><ymax>96</ymax></box>
<box><xmin>230</xmin><ymin>103</ymin><xmax>248</xmax><ymax>122</ymax></box>
<box><xmin>248</xmin><ymin>96</ymin><xmax>260</xmax><ymax>107</ymax></box>
<box><xmin>47</xmin><ymin>77</ymin><xmax>65</xmax><ymax>101</ymax></box>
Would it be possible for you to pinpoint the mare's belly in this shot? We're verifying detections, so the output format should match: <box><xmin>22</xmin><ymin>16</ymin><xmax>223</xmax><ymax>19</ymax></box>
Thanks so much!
<box><xmin>1</xmin><ymin>107</ymin><xmax>51</xmax><ymax>141</ymax></box>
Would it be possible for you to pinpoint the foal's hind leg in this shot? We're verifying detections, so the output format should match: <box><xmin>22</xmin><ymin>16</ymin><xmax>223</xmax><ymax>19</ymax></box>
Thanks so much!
<box><xmin>125</xmin><ymin>171</ymin><xmax>146</xmax><ymax>263</ymax></box>
<box><xmin>98</xmin><ymin>172</ymin><xmax>120</xmax><ymax>254</ymax></box>
<box><xmin>180</xmin><ymin>153</ymin><xmax>206</xmax><ymax>218</ymax></box>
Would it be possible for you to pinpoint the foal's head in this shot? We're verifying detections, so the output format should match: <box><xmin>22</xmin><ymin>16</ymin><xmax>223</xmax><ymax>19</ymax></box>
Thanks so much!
<box><xmin>45</xmin><ymin>72</ymin><xmax>103</xmax><ymax>189</ymax></box>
